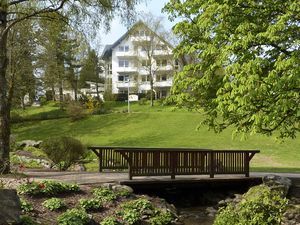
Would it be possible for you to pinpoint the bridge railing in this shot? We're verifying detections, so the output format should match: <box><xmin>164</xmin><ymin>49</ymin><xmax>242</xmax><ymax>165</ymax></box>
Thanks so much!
<box><xmin>88</xmin><ymin>146</ymin><xmax>259</xmax><ymax>179</ymax></box>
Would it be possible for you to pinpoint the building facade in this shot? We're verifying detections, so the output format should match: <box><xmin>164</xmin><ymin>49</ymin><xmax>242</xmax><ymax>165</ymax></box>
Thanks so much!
<box><xmin>101</xmin><ymin>21</ymin><xmax>178</xmax><ymax>99</ymax></box>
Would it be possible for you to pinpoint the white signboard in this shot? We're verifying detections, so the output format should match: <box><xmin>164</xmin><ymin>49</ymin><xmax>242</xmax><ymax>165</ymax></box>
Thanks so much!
<box><xmin>129</xmin><ymin>94</ymin><xmax>139</xmax><ymax>102</ymax></box>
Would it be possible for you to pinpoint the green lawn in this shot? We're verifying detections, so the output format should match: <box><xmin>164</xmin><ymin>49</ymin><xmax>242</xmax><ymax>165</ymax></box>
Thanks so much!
<box><xmin>12</xmin><ymin>102</ymin><xmax>300</xmax><ymax>172</ymax></box>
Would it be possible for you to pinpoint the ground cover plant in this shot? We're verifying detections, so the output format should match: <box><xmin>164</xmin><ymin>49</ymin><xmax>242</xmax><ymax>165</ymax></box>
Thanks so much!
<box><xmin>18</xmin><ymin>181</ymin><xmax>177</xmax><ymax>225</ymax></box>
<box><xmin>17</xmin><ymin>180</ymin><xmax>80</xmax><ymax>196</ymax></box>
<box><xmin>12</xmin><ymin>102</ymin><xmax>300</xmax><ymax>172</ymax></box>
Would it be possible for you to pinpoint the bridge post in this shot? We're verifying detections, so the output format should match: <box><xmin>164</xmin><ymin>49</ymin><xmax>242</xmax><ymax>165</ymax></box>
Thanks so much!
<box><xmin>128</xmin><ymin>152</ymin><xmax>133</xmax><ymax>180</ymax></box>
<box><xmin>244</xmin><ymin>153</ymin><xmax>250</xmax><ymax>177</ymax></box>
<box><xmin>209</xmin><ymin>151</ymin><xmax>215</xmax><ymax>178</ymax></box>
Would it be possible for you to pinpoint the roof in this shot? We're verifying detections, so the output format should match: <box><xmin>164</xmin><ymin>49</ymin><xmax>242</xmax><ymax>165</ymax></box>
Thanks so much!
<box><xmin>100</xmin><ymin>21</ymin><xmax>173</xmax><ymax>60</ymax></box>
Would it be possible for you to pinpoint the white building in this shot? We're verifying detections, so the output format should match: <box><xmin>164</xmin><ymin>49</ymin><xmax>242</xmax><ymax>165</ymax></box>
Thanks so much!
<box><xmin>101</xmin><ymin>21</ymin><xmax>179</xmax><ymax>99</ymax></box>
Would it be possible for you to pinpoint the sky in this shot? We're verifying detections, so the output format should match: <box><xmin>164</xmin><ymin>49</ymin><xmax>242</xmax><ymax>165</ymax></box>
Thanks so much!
<box><xmin>94</xmin><ymin>0</ymin><xmax>177</xmax><ymax>53</ymax></box>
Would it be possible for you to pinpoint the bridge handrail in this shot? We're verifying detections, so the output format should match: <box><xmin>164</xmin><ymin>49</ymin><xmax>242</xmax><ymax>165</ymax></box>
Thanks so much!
<box><xmin>88</xmin><ymin>146</ymin><xmax>260</xmax><ymax>180</ymax></box>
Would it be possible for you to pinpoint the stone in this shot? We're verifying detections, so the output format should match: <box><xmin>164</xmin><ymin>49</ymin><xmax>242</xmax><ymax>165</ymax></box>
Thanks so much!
<box><xmin>262</xmin><ymin>174</ymin><xmax>292</xmax><ymax>196</ymax></box>
<box><xmin>0</xmin><ymin>189</ymin><xmax>21</xmax><ymax>224</ymax></box>
<box><xmin>17</xmin><ymin>140</ymin><xmax>42</xmax><ymax>149</ymax></box>
<box><xmin>112</xmin><ymin>184</ymin><xmax>133</xmax><ymax>193</ymax></box>
<box><xmin>101</xmin><ymin>183</ymin><xmax>114</xmax><ymax>190</ymax></box>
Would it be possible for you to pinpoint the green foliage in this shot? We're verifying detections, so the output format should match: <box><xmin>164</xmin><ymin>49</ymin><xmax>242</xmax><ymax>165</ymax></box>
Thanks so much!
<box><xmin>57</xmin><ymin>208</ymin><xmax>90</xmax><ymax>225</ymax></box>
<box><xmin>92</xmin><ymin>187</ymin><xmax>117</xmax><ymax>202</ymax></box>
<box><xmin>213</xmin><ymin>185</ymin><xmax>288</xmax><ymax>225</ymax></box>
<box><xmin>120</xmin><ymin>209</ymin><xmax>141</xmax><ymax>225</ymax></box>
<box><xmin>41</xmin><ymin>136</ymin><xmax>85</xmax><ymax>170</ymax></box>
<box><xmin>163</xmin><ymin>0</ymin><xmax>300</xmax><ymax>139</ymax></box>
<box><xmin>17</xmin><ymin>180</ymin><xmax>80</xmax><ymax>196</ymax></box>
<box><xmin>139</xmin><ymin>98</ymin><xmax>148</xmax><ymax>105</ymax></box>
<box><xmin>42</xmin><ymin>198</ymin><xmax>65</xmax><ymax>211</ymax></box>
<box><xmin>100</xmin><ymin>216</ymin><xmax>119</xmax><ymax>225</ymax></box>
<box><xmin>116</xmin><ymin>189</ymin><xmax>132</xmax><ymax>197</ymax></box>
<box><xmin>79</xmin><ymin>198</ymin><xmax>102</xmax><ymax>211</ymax></box>
<box><xmin>119</xmin><ymin>198</ymin><xmax>154</xmax><ymax>224</ymax></box>
<box><xmin>20</xmin><ymin>215</ymin><xmax>38</xmax><ymax>225</ymax></box>
<box><xmin>20</xmin><ymin>198</ymin><xmax>34</xmax><ymax>213</ymax></box>
<box><xmin>149</xmin><ymin>210</ymin><xmax>174</xmax><ymax>225</ymax></box>
<box><xmin>66</xmin><ymin>101</ymin><xmax>86</xmax><ymax>121</ymax></box>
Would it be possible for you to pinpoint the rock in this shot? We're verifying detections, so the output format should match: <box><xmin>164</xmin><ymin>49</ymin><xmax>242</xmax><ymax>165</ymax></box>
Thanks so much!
<box><xmin>112</xmin><ymin>184</ymin><xmax>133</xmax><ymax>193</ymax></box>
<box><xmin>206</xmin><ymin>206</ymin><xmax>217</xmax><ymax>215</ymax></box>
<box><xmin>101</xmin><ymin>183</ymin><xmax>114</xmax><ymax>190</ymax></box>
<box><xmin>70</xmin><ymin>164</ymin><xmax>86</xmax><ymax>172</ymax></box>
<box><xmin>0</xmin><ymin>189</ymin><xmax>21</xmax><ymax>224</ymax></box>
<box><xmin>17</xmin><ymin>140</ymin><xmax>42</xmax><ymax>149</ymax></box>
<box><xmin>262</xmin><ymin>174</ymin><xmax>292</xmax><ymax>196</ymax></box>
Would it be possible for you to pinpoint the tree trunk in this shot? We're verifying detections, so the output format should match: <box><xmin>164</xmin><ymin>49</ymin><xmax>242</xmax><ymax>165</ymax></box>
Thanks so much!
<box><xmin>150</xmin><ymin>77</ymin><xmax>154</xmax><ymax>107</ymax></box>
<box><xmin>59</xmin><ymin>81</ymin><xmax>63</xmax><ymax>109</ymax></box>
<box><xmin>0</xmin><ymin>8</ymin><xmax>10</xmax><ymax>174</ymax></box>
<box><xmin>51</xmin><ymin>86</ymin><xmax>56</xmax><ymax>101</ymax></box>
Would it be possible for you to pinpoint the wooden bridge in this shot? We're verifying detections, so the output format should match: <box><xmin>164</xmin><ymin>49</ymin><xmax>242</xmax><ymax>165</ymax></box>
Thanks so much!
<box><xmin>88</xmin><ymin>147</ymin><xmax>259</xmax><ymax>180</ymax></box>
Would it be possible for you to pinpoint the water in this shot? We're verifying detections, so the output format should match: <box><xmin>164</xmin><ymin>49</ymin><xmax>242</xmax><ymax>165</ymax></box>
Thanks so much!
<box><xmin>178</xmin><ymin>207</ymin><xmax>214</xmax><ymax>225</ymax></box>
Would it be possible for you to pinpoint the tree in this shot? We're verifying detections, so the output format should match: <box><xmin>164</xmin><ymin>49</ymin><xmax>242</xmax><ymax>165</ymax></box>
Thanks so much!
<box><xmin>0</xmin><ymin>0</ymin><xmax>140</xmax><ymax>174</ymax></box>
<box><xmin>164</xmin><ymin>0</ymin><xmax>300</xmax><ymax>138</ymax></box>
<box><xmin>131</xmin><ymin>15</ymin><xmax>174</xmax><ymax>106</ymax></box>
<box><xmin>8</xmin><ymin>19</ymin><xmax>36</xmax><ymax>109</ymax></box>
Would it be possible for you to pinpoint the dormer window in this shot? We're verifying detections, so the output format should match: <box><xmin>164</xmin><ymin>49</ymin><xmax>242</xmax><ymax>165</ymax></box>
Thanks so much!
<box><xmin>119</xmin><ymin>45</ymin><xmax>129</xmax><ymax>52</ymax></box>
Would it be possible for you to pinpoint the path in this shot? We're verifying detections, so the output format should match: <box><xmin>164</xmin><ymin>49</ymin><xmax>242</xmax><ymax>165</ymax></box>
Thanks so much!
<box><xmin>24</xmin><ymin>169</ymin><xmax>300</xmax><ymax>185</ymax></box>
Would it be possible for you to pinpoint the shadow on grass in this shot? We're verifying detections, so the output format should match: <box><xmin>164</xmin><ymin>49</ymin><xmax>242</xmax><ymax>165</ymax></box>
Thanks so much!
<box><xmin>251</xmin><ymin>167</ymin><xmax>300</xmax><ymax>173</ymax></box>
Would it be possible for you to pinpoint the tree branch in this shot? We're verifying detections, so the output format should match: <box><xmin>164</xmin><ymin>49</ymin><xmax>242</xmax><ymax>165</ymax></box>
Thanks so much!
<box><xmin>9</xmin><ymin>0</ymin><xmax>29</xmax><ymax>6</ymax></box>
<box><xmin>2</xmin><ymin>0</ymin><xmax>68</xmax><ymax>39</ymax></box>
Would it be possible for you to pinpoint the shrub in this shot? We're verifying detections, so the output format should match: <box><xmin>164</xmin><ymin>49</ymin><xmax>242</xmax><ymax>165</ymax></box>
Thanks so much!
<box><xmin>41</xmin><ymin>136</ymin><xmax>85</xmax><ymax>170</ymax></box>
<box><xmin>100</xmin><ymin>216</ymin><xmax>119</xmax><ymax>225</ymax></box>
<box><xmin>119</xmin><ymin>198</ymin><xmax>154</xmax><ymax>224</ymax></box>
<box><xmin>57</xmin><ymin>208</ymin><xmax>90</xmax><ymax>225</ymax></box>
<box><xmin>120</xmin><ymin>209</ymin><xmax>140</xmax><ymax>225</ymax></box>
<box><xmin>43</xmin><ymin>198</ymin><xmax>65</xmax><ymax>211</ymax></box>
<box><xmin>79</xmin><ymin>198</ymin><xmax>102</xmax><ymax>211</ymax></box>
<box><xmin>92</xmin><ymin>187</ymin><xmax>117</xmax><ymax>202</ymax></box>
<box><xmin>20</xmin><ymin>215</ymin><xmax>38</xmax><ymax>225</ymax></box>
<box><xmin>17</xmin><ymin>180</ymin><xmax>80</xmax><ymax>196</ymax></box>
<box><xmin>66</xmin><ymin>101</ymin><xmax>86</xmax><ymax>121</ymax></box>
<box><xmin>149</xmin><ymin>210</ymin><xmax>174</xmax><ymax>225</ymax></box>
<box><xmin>20</xmin><ymin>199</ymin><xmax>34</xmax><ymax>213</ymax></box>
<box><xmin>213</xmin><ymin>185</ymin><xmax>288</xmax><ymax>225</ymax></box>
<box><xmin>139</xmin><ymin>98</ymin><xmax>148</xmax><ymax>105</ymax></box>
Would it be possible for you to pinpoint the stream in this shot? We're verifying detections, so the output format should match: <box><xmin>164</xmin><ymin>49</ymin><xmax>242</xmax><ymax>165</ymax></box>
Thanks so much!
<box><xmin>178</xmin><ymin>207</ymin><xmax>214</xmax><ymax>225</ymax></box>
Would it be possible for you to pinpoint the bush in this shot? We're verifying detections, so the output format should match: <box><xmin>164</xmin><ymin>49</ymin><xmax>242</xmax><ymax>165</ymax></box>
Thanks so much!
<box><xmin>41</xmin><ymin>136</ymin><xmax>85</xmax><ymax>170</ymax></box>
<box><xmin>92</xmin><ymin>187</ymin><xmax>117</xmax><ymax>202</ymax></box>
<box><xmin>213</xmin><ymin>185</ymin><xmax>288</xmax><ymax>225</ymax></box>
<box><xmin>139</xmin><ymin>98</ymin><xmax>148</xmax><ymax>105</ymax></box>
<box><xmin>119</xmin><ymin>198</ymin><xmax>154</xmax><ymax>224</ymax></box>
<box><xmin>79</xmin><ymin>198</ymin><xmax>102</xmax><ymax>211</ymax></box>
<box><xmin>17</xmin><ymin>180</ymin><xmax>80</xmax><ymax>196</ymax></box>
<box><xmin>149</xmin><ymin>210</ymin><xmax>174</xmax><ymax>225</ymax></box>
<box><xmin>100</xmin><ymin>216</ymin><xmax>119</xmax><ymax>225</ymax></box>
<box><xmin>57</xmin><ymin>209</ymin><xmax>90</xmax><ymax>225</ymax></box>
<box><xmin>20</xmin><ymin>199</ymin><xmax>34</xmax><ymax>213</ymax></box>
<box><xmin>20</xmin><ymin>215</ymin><xmax>38</xmax><ymax>225</ymax></box>
<box><xmin>43</xmin><ymin>198</ymin><xmax>65</xmax><ymax>211</ymax></box>
<box><xmin>66</xmin><ymin>101</ymin><xmax>86</xmax><ymax>121</ymax></box>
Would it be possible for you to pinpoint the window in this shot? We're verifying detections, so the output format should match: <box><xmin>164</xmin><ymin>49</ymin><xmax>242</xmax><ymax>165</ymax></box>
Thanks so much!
<box><xmin>139</xmin><ymin>30</ymin><xmax>145</xmax><ymax>36</ymax></box>
<box><xmin>119</xmin><ymin>60</ymin><xmax>129</xmax><ymax>67</ymax></box>
<box><xmin>142</xmin><ymin>75</ymin><xmax>150</xmax><ymax>82</ymax></box>
<box><xmin>118</xmin><ymin>75</ymin><xmax>129</xmax><ymax>82</ymax></box>
<box><xmin>161</xmin><ymin>75</ymin><xmax>167</xmax><ymax>81</ymax></box>
<box><xmin>157</xmin><ymin>59</ymin><xmax>167</xmax><ymax>67</ymax></box>
<box><xmin>118</xmin><ymin>45</ymin><xmax>129</xmax><ymax>52</ymax></box>
<box><xmin>141</xmin><ymin>60</ymin><xmax>149</xmax><ymax>67</ymax></box>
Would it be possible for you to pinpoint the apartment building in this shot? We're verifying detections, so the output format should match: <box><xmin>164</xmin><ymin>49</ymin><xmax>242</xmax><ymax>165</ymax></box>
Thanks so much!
<box><xmin>101</xmin><ymin>21</ymin><xmax>178</xmax><ymax>99</ymax></box>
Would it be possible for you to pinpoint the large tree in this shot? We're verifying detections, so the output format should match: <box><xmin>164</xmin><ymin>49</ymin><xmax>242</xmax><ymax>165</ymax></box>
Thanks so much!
<box><xmin>164</xmin><ymin>0</ymin><xmax>300</xmax><ymax>138</ymax></box>
<box><xmin>0</xmin><ymin>0</ymin><xmax>141</xmax><ymax>174</ymax></box>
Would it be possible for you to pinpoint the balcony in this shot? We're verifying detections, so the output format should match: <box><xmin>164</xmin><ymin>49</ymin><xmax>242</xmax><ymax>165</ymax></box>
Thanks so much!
<box><xmin>153</xmin><ymin>50</ymin><xmax>173</xmax><ymax>57</ymax></box>
<box><xmin>115</xmin><ymin>51</ymin><xmax>137</xmax><ymax>58</ymax></box>
<box><xmin>116</xmin><ymin>67</ymin><xmax>138</xmax><ymax>73</ymax></box>
<box><xmin>156</xmin><ymin>65</ymin><xmax>173</xmax><ymax>71</ymax></box>
<box><xmin>116</xmin><ymin>81</ymin><xmax>137</xmax><ymax>88</ymax></box>
<box><xmin>154</xmin><ymin>80</ymin><xmax>172</xmax><ymax>87</ymax></box>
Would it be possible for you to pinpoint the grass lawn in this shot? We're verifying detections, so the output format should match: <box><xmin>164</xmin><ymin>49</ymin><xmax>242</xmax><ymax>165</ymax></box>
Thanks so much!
<box><xmin>12</xmin><ymin>101</ymin><xmax>300</xmax><ymax>172</ymax></box>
